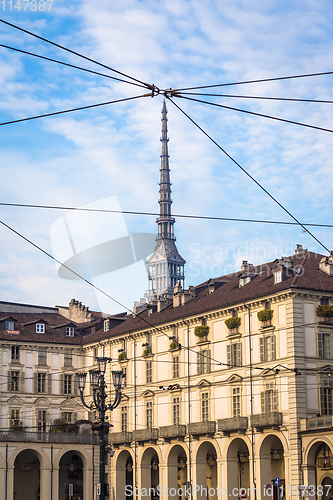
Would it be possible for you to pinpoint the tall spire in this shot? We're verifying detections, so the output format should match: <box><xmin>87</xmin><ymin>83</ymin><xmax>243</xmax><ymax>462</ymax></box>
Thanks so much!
<box><xmin>157</xmin><ymin>100</ymin><xmax>175</xmax><ymax>240</ymax></box>
<box><xmin>145</xmin><ymin>101</ymin><xmax>186</xmax><ymax>300</ymax></box>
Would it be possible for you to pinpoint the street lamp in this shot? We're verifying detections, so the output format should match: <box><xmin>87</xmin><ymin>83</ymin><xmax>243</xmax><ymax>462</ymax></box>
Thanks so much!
<box><xmin>76</xmin><ymin>357</ymin><xmax>125</xmax><ymax>500</ymax></box>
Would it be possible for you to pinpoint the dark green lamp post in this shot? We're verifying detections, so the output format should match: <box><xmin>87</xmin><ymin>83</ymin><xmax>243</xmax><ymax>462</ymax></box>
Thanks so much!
<box><xmin>76</xmin><ymin>357</ymin><xmax>125</xmax><ymax>500</ymax></box>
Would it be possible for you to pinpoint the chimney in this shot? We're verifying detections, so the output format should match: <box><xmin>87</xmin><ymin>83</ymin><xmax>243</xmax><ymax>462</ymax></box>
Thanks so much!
<box><xmin>241</xmin><ymin>261</ymin><xmax>253</xmax><ymax>271</ymax></box>
<box><xmin>157</xmin><ymin>295</ymin><xmax>173</xmax><ymax>312</ymax></box>
<box><xmin>295</xmin><ymin>244</ymin><xmax>305</xmax><ymax>255</ymax></box>
<box><xmin>133</xmin><ymin>298</ymin><xmax>148</xmax><ymax>316</ymax></box>
<box><xmin>173</xmin><ymin>282</ymin><xmax>182</xmax><ymax>308</ymax></box>
<box><xmin>319</xmin><ymin>254</ymin><xmax>333</xmax><ymax>277</ymax></box>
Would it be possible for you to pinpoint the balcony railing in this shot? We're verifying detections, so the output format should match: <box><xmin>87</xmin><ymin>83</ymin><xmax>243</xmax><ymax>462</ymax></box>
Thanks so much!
<box><xmin>218</xmin><ymin>417</ymin><xmax>248</xmax><ymax>432</ymax></box>
<box><xmin>159</xmin><ymin>425</ymin><xmax>186</xmax><ymax>439</ymax></box>
<box><xmin>108</xmin><ymin>431</ymin><xmax>133</xmax><ymax>444</ymax></box>
<box><xmin>187</xmin><ymin>421</ymin><xmax>216</xmax><ymax>435</ymax></box>
<box><xmin>0</xmin><ymin>431</ymin><xmax>98</xmax><ymax>444</ymax></box>
<box><xmin>250</xmin><ymin>412</ymin><xmax>283</xmax><ymax>429</ymax></box>
<box><xmin>300</xmin><ymin>416</ymin><xmax>333</xmax><ymax>431</ymax></box>
<box><xmin>133</xmin><ymin>428</ymin><xmax>159</xmax><ymax>442</ymax></box>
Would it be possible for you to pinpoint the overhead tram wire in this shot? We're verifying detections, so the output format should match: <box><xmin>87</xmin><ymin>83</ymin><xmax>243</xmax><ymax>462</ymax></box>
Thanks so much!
<box><xmin>0</xmin><ymin>219</ymin><xmax>232</xmax><ymax>372</ymax></box>
<box><xmin>176</xmin><ymin>94</ymin><xmax>333</xmax><ymax>135</ymax></box>
<box><xmin>1</xmin><ymin>202</ymin><xmax>333</xmax><ymax>229</ymax></box>
<box><xmin>0</xmin><ymin>44</ymin><xmax>148</xmax><ymax>90</ymax></box>
<box><xmin>0</xmin><ymin>19</ymin><xmax>151</xmax><ymax>90</ymax></box>
<box><xmin>171</xmin><ymin>69</ymin><xmax>333</xmax><ymax>92</ymax></box>
<box><xmin>0</xmin><ymin>93</ymin><xmax>151</xmax><ymax>127</ymax></box>
<box><xmin>179</xmin><ymin>92</ymin><xmax>333</xmax><ymax>104</ymax></box>
<box><xmin>167</xmin><ymin>96</ymin><xmax>331</xmax><ymax>255</ymax></box>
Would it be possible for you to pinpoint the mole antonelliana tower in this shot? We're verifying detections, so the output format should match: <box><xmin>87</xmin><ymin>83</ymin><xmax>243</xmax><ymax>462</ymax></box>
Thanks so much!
<box><xmin>145</xmin><ymin>101</ymin><xmax>186</xmax><ymax>301</ymax></box>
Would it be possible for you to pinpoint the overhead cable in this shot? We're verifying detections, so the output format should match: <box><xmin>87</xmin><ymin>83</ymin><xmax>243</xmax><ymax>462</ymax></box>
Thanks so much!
<box><xmin>0</xmin><ymin>93</ymin><xmax>151</xmax><ymax>127</ymax></box>
<box><xmin>179</xmin><ymin>92</ymin><xmax>333</xmax><ymax>104</ymax></box>
<box><xmin>0</xmin><ymin>19</ymin><xmax>151</xmax><ymax>89</ymax></box>
<box><xmin>172</xmin><ymin>70</ymin><xmax>333</xmax><ymax>92</ymax></box>
<box><xmin>178</xmin><ymin>94</ymin><xmax>333</xmax><ymax>135</ymax></box>
<box><xmin>1</xmin><ymin>202</ymin><xmax>333</xmax><ymax>228</ymax></box>
<box><xmin>0</xmin><ymin>44</ymin><xmax>147</xmax><ymax>89</ymax></box>
<box><xmin>167</xmin><ymin>97</ymin><xmax>331</xmax><ymax>254</ymax></box>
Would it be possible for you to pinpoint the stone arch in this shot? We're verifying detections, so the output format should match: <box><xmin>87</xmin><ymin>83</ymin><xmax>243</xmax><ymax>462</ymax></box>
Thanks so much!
<box><xmin>9</xmin><ymin>445</ymin><xmax>47</xmax><ymax>468</ymax></box>
<box><xmin>194</xmin><ymin>440</ymin><xmax>219</xmax><ymax>500</ymax></box>
<box><xmin>258</xmin><ymin>433</ymin><xmax>286</xmax><ymax>498</ymax></box>
<box><xmin>304</xmin><ymin>438</ymin><xmax>333</xmax><ymax>467</ymax></box>
<box><xmin>304</xmin><ymin>438</ymin><xmax>333</xmax><ymax>497</ymax></box>
<box><xmin>58</xmin><ymin>450</ymin><xmax>84</xmax><ymax>500</ymax></box>
<box><xmin>115</xmin><ymin>449</ymin><xmax>135</xmax><ymax>500</ymax></box>
<box><xmin>14</xmin><ymin>448</ymin><xmax>42</xmax><ymax>500</ymax></box>
<box><xmin>225</xmin><ymin>436</ymin><xmax>252</xmax><ymax>500</ymax></box>
<box><xmin>167</xmin><ymin>443</ymin><xmax>189</xmax><ymax>499</ymax></box>
<box><xmin>140</xmin><ymin>446</ymin><xmax>161</xmax><ymax>496</ymax></box>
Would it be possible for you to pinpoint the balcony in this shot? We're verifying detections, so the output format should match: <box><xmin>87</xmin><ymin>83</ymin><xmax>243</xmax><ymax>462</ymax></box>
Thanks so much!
<box><xmin>159</xmin><ymin>425</ymin><xmax>186</xmax><ymax>441</ymax></box>
<box><xmin>133</xmin><ymin>428</ymin><xmax>159</xmax><ymax>442</ymax></box>
<box><xmin>218</xmin><ymin>417</ymin><xmax>248</xmax><ymax>435</ymax></box>
<box><xmin>300</xmin><ymin>416</ymin><xmax>333</xmax><ymax>432</ymax></box>
<box><xmin>108</xmin><ymin>431</ymin><xmax>133</xmax><ymax>445</ymax></box>
<box><xmin>250</xmin><ymin>412</ymin><xmax>283</xmax><ymax>429</ymax></box>
<box><xmin>0</xmin><ymin>431</ymin><xmax>98</xmax><ymax>444</ymax></box>
<box><xmin>187</xmin><ymin>421</ymin><xmax>216</xmax><ymax>436</ymax></box>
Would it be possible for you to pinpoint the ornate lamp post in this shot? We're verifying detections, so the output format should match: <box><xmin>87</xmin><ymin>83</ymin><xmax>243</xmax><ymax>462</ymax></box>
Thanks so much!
<box><xmin>76</xmin><ymin>357</ymin><xmax>125</xmax><ymax>500</ymax></box>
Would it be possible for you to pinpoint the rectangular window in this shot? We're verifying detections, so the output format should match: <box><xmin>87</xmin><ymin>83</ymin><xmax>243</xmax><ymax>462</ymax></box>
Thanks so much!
<box><xmin>104</xmin><ymin>319</ymin><xmax>110</xmax><ymax>332</ymax></box>
<box><xmin>261</xmin><ymin>383</ymin><xmax>278</xmax><ymax>413</ymax></box>
<box><xmin>66</xmin><ymin>327</ymin><xmax>75</xmax><ymax>337</ymax></box>
<box><xmin>38</xmin><ymin>349</ymin><xmax>47</xmax><ymax>366</ymax></box>
<box><xmin>321</xmin><ymin>298</ymin><xmax>330</xmax><ymax>306</ymax></box>
<box><xmin>321</xmin><ymin>387</ymin><xmax>333</xmax><ymax>415</ymax></box>
<box><xmin>227</xmin><ymin>343</ymin><xmax>242</xmax><ymax>367</ymax></box>
<box><xmin>10</xmin><ymin>371</ymin><xmax>19</xmax><ymax>392</ymax></box>
<box><xmin>10</xmin><ymin>409</ymin><xmax>21</xmax><ymax>428</ymax></box>
<box><xmin>64</xmin><ymin>374</ymin><xmax>72</xmax><ymax>394</ymax></box>
<box><xmin>274</xmin><ymin>271</ymin><xmax>282</xmax><ymax>283</ymax></box>
<box><xmin>318</xmin><ymin>333</ymin><xmax>331</xmax><ymax>359</ymax></box>
<box><xmin>5</xmin><ymin>320</ymin><xmax>14</xmax><ymax>331</ymax></box>
<box><xmin>201</xmin><ymin>392</ymin><xmax>209</xmax><ymax>421</ymax></box>
<box><xmin>260</xmin><ymin>336</ymin><xmax>276</xmax><ymax>362</ymax></box>
<box><xmin>11</xmin><ymin>345</ymin><xmax>20</xmax><ymax>362</ymax></box>
<box><xmin>64</xmin><ymin>350</ymin><xmax>73</xmax><ymax>367</ymax></box>
<box><xmin>36</xmin><ymin>323</ymin><xmax>45</xmax><ymax>333</ymax></box>
<box><xmin>173</xmin><ymin>356</ymin><xmax>180</xmax><ymax>378</ymax></box>
<box><xmin>121</xmin><ymin>406</ymin><xmax>128</xmax><ymax>432</ymax></box>
<box><xmin>173</xmin><ymin>397</ymin><xmax>180</xmax><ymax>425</ymax></box>
<box><xmin>197</xmin><ymin>349</ymin><xmax>211</xmax><ymax>374</ymax></box>
<box><xmin>232</xmin><ymin>387</ymin><xmax>241</xmax><ymax>417</ymax></box>
<box><xmin>146</xmin><ymin>361</ymin><xmax>152</xmax><ymax>384</ymax></box>
<box><xmin>122</xmin><ymin>367</ymin><xmax>127</xmax><ymax>388</ymax></box>
<box><xmin>62</xmin><ymin>412</ymin><xmax>72</xmax><ymax>423</ymax></box>
<box><xmin>146</xmin><ymin>401</ymin><xmax>153</xmax><ymax>429</ymax></box>
<box><xmin>37</xmin><ymin>410</ymin><xmax>47</xmax><ymax>432</ymax></box>
<box><xmin>37</xmin><ymin>373</ymin><xmax>46</xmax><ymax>393</ymax></box>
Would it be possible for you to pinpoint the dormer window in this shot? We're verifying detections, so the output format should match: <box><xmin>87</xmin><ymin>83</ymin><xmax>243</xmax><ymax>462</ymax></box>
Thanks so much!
<box><xmin>104</xmin><ymin>319</ymin><xmax>110</xmax><ymax>332</ymax></box>
<box><xmin>66</xmin><ymin>327</ymin><xmax>75</xmax><ymax>337</ymax></box>
<box><xmin>5</xmin><ymin>320</ymin><xmax>14</xmax><ymax>331</ymax></box>
<box><xmin>274</xmin><ymin>270</ymin><xmax>282</xmax><ymax>284</ymax></box>
<box><xmin>36</xmin><ymin>323</ymin><xmax>45</xmax><ymax>333</ymax></box>
<box><xmin>239</xmin><ymin>276</ymin><xmax>251</xmax><ymax>287</ymax></box>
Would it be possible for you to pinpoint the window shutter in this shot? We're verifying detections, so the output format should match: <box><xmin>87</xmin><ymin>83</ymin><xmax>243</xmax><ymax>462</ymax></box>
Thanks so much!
<box><xmin>271</xmin><ymin>336</ymin><xmax>276</xmax><ymax>361</ymax></box>
<box><xmin>197</xmin><ymin>352</ymin><xmax>202</xmax><ymax>374</ymax></box>
<box><xmin>73</xmin><ymin>411</ymin><xmax>77</xmax><ymax>423</ymax></box>
<box><xmin>60</xmin><ymin>374</ymin><xmax>64</xmax><ymax>394</ymax></box>
<box><xmin>7</xmin><ymin>371</ymin><xmax>11</xmax><ymax>391</ymax></box>
<box><xmin>273</xmin><ymin>390</ymin><xmax>278</xmax><ymax>411</ymax></box>
<box><xmin>227</xmin><ymin>345</ymin><xmax>231</xmax><ymax>366</ymax></box>
<box><xmin>260</xmin><ymin>391</ymin><xmax>265</xmax><ymax>413</ymax></box>
<box><xmin>259</xmin><ymin>338</ymin><xmax>264</xmax><ymax>362</ymax></box>
<box><xmin>318</xmin><ymin>333</ymin><xmax>323</xmax><ymax>358</ymax></box>
<box><xmin>237</xmin><ymin>343</ymin><xmax>242</xmax><ymax>367</ymax></box>
<box><xmin>74</xmin><ymin>374</ymin><xmax>78</xmax><ymax>395</ymax></box>
<box><xmin>206</xmin><ymin>349</ymin><xmax>211</xmax><ymax>373</ymax></box>
<box><xmin>20</xmin><ymin>371</ymin><xmax>25</xmax><ymax>392</ymax></box>
<box><xmin>48</xmin><ymin>373</ymin><xmax>52</xmax><ymax>394</ymax></box>
<box><xmin>34</xmin><ymin>373</ymin><xmax>38</xmax><ymax>393</ymax></box>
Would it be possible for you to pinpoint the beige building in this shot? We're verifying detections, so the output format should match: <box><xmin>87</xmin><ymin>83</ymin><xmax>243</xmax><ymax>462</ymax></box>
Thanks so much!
<box><xmin>1</xmin><ymin>248</ymin><xmax>333</xmax><ymax>499</ymax></box>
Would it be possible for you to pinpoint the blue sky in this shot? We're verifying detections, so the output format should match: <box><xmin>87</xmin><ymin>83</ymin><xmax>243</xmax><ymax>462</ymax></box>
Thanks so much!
<box><xmin>1</xmin><ymin>0</ymin><xmax>333</xmax><ymax>314</ymax></box>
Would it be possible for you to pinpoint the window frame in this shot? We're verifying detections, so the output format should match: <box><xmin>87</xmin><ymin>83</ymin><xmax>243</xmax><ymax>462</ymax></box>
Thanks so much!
<box><xmin>318</xmin><ymin>332</ymin><xmax>331</xmax><ymax>359</ymax></box>
<box><xmin>5</xmin><ymin>320</ymin><xmax>14</xmax><ymax>331</ymax></box>
<box><xmin>201</xmin><ymin>392</ymin><xmax>209</xmax><ymax>422</ymax></box>
<box><xmin>66</xmin><ymin>326</ymin><xmax>75</xmax><ymax>337</ymax></box>
<box><xmin>173</xmin><ymin>396</ymin><xmax>180</xmax><ymax>425</ymax></box>
<box><xmin>11</xmin><ymin>345</ymin><xmax>20</xmax><ymax>362</ymax></box>
<box><xmin>146</xmin><ymin>360</ymin><xmax>152</xmax><ymax>384</ymax></box>
<box><xmin>36</xmin><ymin>323</ymin><xmax>45</xmax><ymax>333</ymax></box>
<box><xmin>146</xmin><ymin>400</ymin><xmax>153</xmax><ymax>429</ymax></box>
<box><xmin>274</xmin><ymin>270</ymin><xmax>282</xmax><ymax>284</ymax></box>
<box><xmin>121</xmin><ymin>406</ymin><xmax>128</xmax><ymax>432</ymax></box>
<box><xmin>232</xmin><ymin>386</ymin><xmax>241</xmax><ymax>417</ymax></box>
<box><xmin>64</xmin><ymin>374</ymin><xmax>73</xmax><ymax>395</ymax></box>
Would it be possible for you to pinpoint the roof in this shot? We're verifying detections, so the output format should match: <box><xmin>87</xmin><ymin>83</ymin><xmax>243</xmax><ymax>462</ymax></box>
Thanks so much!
<box><xmin>81</xmin><ymin>250</ymin><xmax>333</xmax><ymax>343</ymax></box>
